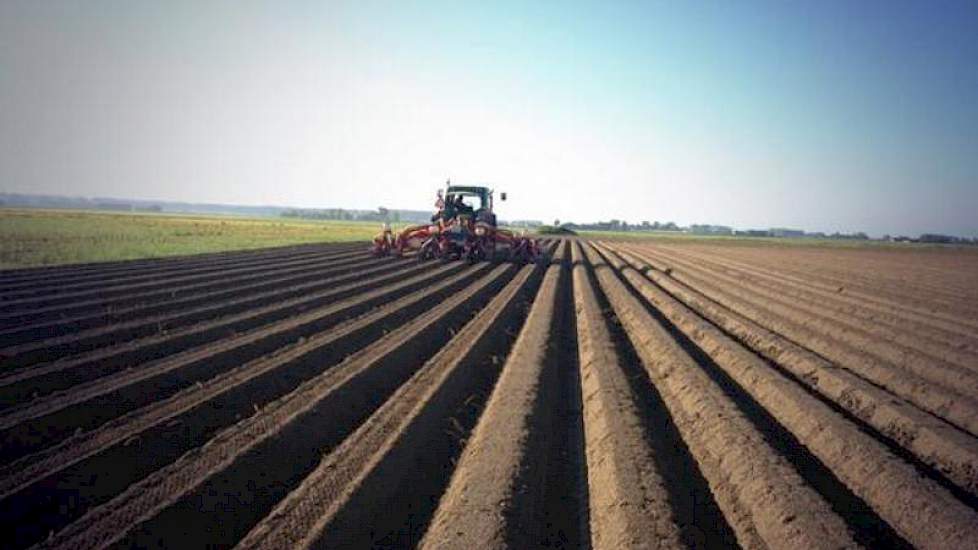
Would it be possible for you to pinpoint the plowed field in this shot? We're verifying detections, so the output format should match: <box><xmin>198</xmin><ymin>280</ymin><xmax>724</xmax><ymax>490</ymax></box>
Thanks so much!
<box><xmin>1</xmin><ymin>239</ymin><xmax>976</xmax><ymax>549</ymax></box>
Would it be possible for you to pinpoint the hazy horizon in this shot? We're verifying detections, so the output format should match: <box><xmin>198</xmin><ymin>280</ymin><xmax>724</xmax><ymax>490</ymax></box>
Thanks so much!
<box><xmin>1</xmin><ymin>188</ymin><xmax>969</xmax><ymax>238</ymax></box>
<box><xmin>2</xmin><ymin>1</ymin><xmax>977</xmax><ymax>237</ymax></box>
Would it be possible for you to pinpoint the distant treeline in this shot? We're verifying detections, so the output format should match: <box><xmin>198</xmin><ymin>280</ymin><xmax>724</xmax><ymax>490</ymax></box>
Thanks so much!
<box><xmin>280</xmin><ymin>207</ymin><xmax>432</xmax><ymax>224</ymax></box>
<box><xmin>561</xmin><ymin>220</ymin><xmax>682</xmax><ymax>232</ymax></box>
<box><xmin>0</xmin><ymin>192</ymin><xmax>284</xmax><ymax>216</ymax></box>
<box><xmin>0</xmin><ymin>192</ymin><xmax>434</xmax><ymax>224</ymax></box>
<box><xmin>555</xmin><ymin>218</ymin><xmax>978</xmax><ymax>244</ymax></box>
<box><xmin>891</xmin><ymin>234</ymin><xmax>978</xmax><ymax>244</ymax></box>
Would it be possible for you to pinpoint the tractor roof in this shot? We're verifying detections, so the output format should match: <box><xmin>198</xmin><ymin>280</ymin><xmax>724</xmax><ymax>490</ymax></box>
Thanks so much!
<box><xmin>446</xmin><ymin>185</ymin><xmax>491</xmax><ymax>195</ymax></box>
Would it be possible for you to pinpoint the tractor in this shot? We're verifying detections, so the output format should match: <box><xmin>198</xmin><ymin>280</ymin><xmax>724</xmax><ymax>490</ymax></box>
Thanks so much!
<box><xmin>371</xmin><ymin>183</ymin><xmax>543</xmax><ymax>263</ymax></box>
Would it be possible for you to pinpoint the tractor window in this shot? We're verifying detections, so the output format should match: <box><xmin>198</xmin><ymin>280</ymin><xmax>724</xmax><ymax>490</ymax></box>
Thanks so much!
<box><xmin>446</xmin><ymin>193</ymin><xmax>488</xmax><ymax>211</ymax></box>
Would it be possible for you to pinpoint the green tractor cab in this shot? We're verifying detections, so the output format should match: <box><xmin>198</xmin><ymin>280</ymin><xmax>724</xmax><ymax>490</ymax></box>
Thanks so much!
<box><xmin>441</xmin><ymin>185</ymin><xmax>501</xmax><ymax>227</ymax></box>
<box><xmin>384</xmin><ymin>181</ymin><xmax>541</xmax><ymax>263</ymax></box>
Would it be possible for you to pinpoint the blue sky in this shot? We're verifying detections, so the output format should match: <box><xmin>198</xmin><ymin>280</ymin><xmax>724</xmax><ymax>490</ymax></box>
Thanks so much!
<box><xmin>1</xmin><ymin>1</ymin><xmax>976</xmax><ymax>236</ymax></box>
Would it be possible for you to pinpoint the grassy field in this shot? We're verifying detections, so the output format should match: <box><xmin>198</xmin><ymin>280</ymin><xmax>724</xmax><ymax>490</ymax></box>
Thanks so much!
<box><xmin>0</xmin><ymin>209</ymin><xmax>381</xmax><ymax>269</ymax></box>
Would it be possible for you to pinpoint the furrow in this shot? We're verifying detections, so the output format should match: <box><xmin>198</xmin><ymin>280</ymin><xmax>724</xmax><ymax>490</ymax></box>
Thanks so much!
<box><xmin>641</xmin><ymin>244</ymin><xmax>978</xmax><ymax>367</ymax></box>
<box><xmin>567</xmin><ymin>241</ymin><xmax>687</xmax><ymax>549</ymax></box>
<box><xmin>677</xmin><ymin>245</ymin><xmax>978</xmax><ymax>311</ymax></box>
<box><xmin>626</xmin><ymin>244</ymin><xmax>978</xmax><ymax>388</ymax></box>
<box><xmin>421</xmin><ymin>241</ymin><xmax>590</xmax><ymax>548</ymax></box>
<box><xmin>581</xmin><ymin>243</ymin><xmax>858</xmax><ymax>550</ymax></box>
<box><xmin>35</xmin><ymin>263</ymin><xmax>519</xmax><ymax>550</ymax></box>
<box><xmin>688</xmin><ymin>248</ymin><xmax>968</xmax><ymax>303</ymax></box>
<box><xmin>0</xmin><ymin>255</ymin><xmax>403</xmax><ymax>363</ymax></box>
<box><xmin>0</xmin><ymin>240</ymin><xmax>350</xmax><ymax>281</ymax></box>
<box><xmin>574</xmin><ymin>240</ymin><xmax>739</xmax><ymax>549</ymax></box>
<box><xmin>653</xmin><ymin>244</ymin><xmax>978</xmax><ymax>338</ymax></box>
<box><xmin>599</xmin><ymin>243</ymin><xmax>978</xmax><ymax>549</ymax></box>
<box><xmin>617</xmin><ymin>245</ymin><xmax>978</xmax><ymax>436</ymax></box>
<box><xmin>664</xmin><ymin>244</ymin><xmax>978</xmax><ymax>335</ymax></box>
<box><xmin>0</xmin><ymin>246</ymin><xmax>364</xmax><ymax>309</ymax></box>
<box><xmin>0</xmin><ymin>261</ymin><xmax>463</xmax><ymax>464</ymax></box>
<box><xmin>0</xmin><ymin>253</ymin><xmax>382</xmax><ymax>347</ymax></box>
<box><xmin>0</xmin><ymin>259</ymin><xmax>426</xmax><ymax>405</ymax></box>
<box><xmin>0</xmin><ymin>241</ymin><xmax>361</xmax><ymax>294</ymax></box>
<box><xmin>236</xmin><ymin>264</ymin><xmax>540</xmax><ymax>550</ymax></box>
<box><xmin>0</xmin><ymin>264</ymin><xmax>490</xmax><ymax>549</ymax></box>
<box><xmin>698</xmin><ymin>246</ymin><xmax>978</xmax><ymax>319</ymax></box>
<box><xmin>604</xmin><ymin>243</ymin><xmax>978</xmax><ymax>497</ymax></box>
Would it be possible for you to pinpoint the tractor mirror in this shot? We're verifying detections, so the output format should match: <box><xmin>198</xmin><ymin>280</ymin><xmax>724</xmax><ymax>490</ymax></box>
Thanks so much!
<box><xmin>500</xmin><ymin>192</ymin><xmax>507</xmax><ymax>201</ymax></box>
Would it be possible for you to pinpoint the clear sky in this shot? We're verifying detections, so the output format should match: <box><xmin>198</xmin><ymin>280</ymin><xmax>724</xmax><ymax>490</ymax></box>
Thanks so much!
<box><xmin>2</xmin><ymin>1</ymin><xmax>976</xmax><ymax>236</ymax></box>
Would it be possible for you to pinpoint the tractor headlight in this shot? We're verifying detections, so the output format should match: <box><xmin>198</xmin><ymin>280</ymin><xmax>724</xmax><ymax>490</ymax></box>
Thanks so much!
<box><xmin>475</xmin><ymin>226</ymin><xmax>486</xmax><ymax>236</ymax></box>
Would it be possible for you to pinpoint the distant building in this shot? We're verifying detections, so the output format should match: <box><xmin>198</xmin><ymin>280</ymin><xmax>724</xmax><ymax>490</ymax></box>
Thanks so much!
<box><xmin>690</xmin><ymin>224</ymin><xmax>733</xmax><ymax>235</ymax></box>
<box><xmin>736</xmin><ymin>229</ymin><xmax>771</xmax><ymax>237</ymax></box>
<box><xmin>508</xmin><ymin>220</ymin><xmax>543</xmax><ymax>228</ymax></box>
<box><xmin>95</xmin><ymin>202</ymin><xmax>134</xmax><ymax>211</ymax></box>
<box><xmin>919</xmin><ymin>234</ymin><xmax>956</xmax><ymax>243</ymax></box>
<box><xmin>769</xmin><ymin>228</ymin><xmax>805</xmax><ymax>238</ymax></box>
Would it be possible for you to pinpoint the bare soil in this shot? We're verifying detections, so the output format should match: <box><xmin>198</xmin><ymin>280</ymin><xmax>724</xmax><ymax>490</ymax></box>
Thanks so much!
<box><xmin>1</xmin><ymin>238</ymin><xmax>976</xmax><ymax>549</ymax></box>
